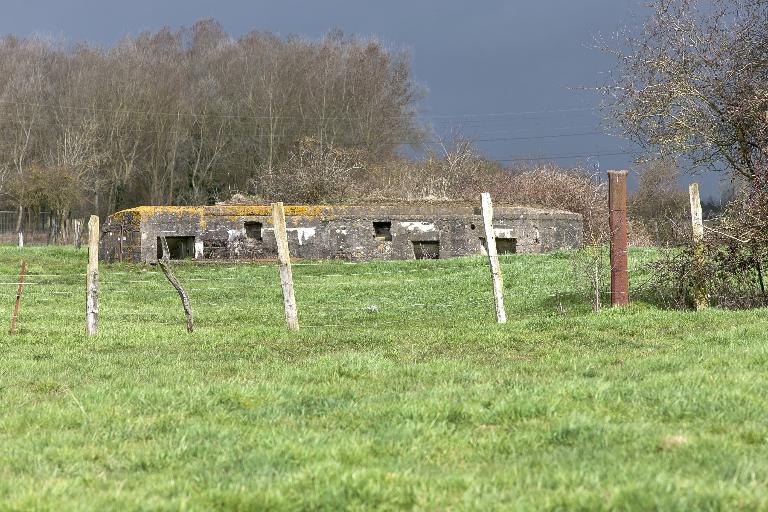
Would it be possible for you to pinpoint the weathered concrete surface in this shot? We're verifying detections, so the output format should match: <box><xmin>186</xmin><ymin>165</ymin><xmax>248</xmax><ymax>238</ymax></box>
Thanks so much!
<box><xmin>100</xmin><ymin>204</ymin><xmax>582</xmax><ymax>263</ymax></box>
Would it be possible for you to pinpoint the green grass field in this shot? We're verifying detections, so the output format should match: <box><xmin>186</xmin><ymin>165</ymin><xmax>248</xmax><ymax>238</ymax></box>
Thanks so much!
<box><xmin>2</xmin><ymin>246</ymin><xmax>768</xmax><ymax>510</ymax></box>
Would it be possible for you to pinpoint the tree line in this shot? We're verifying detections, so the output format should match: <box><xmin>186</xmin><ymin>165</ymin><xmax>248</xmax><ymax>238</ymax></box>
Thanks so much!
<box><xmin>0</xmin><ymin>19</ymin><xmax>422</xmax><ymax>229</ymax></box>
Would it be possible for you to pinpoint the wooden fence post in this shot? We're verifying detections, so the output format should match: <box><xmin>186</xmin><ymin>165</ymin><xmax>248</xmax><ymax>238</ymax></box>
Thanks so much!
<box><xmin>608</xmin><ymin>170</ymin><xmax>629</xmax><ymax>307</ymax></box>
<box><xmin>689</xmin><ymin>183</ymin><xmax>708</xmax><ymax>310</ymax></box>
<box><xmin>9</xmin><ymin>259</ymin><xmax>26</xmax><ymax>334</ymax></box>
<box><xmin>86</xmin><ymin>215</ymin><xmax>99</xmax><ymax>336</ymax></box>
<box><xmin>481</xmin><ymin>192</ymin><xmax>507</xmax><ymax>324</ymax></box>
<box><xmin>271</xmin><ymin>202</ymin><xmax>299</xmax><ymax>331</ymax></box>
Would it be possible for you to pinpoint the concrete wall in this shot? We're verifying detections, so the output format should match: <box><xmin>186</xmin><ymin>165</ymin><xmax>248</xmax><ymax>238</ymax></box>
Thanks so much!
<box><xmin>100</xmin><ymin>204</ymin><xmax>582</xmax><ymax>263</ymax></box>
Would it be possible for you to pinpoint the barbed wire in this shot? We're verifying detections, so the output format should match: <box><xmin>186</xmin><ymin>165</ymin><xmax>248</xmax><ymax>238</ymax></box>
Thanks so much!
<box><xmin>0</xmin><ymin>261</ymin><xmax>504</xmax><ymax>329</ymax></box>
<box><xmin>0</xmin><ymin>261</ymin><xmax>489</xmax><ymax>287</ymax></box>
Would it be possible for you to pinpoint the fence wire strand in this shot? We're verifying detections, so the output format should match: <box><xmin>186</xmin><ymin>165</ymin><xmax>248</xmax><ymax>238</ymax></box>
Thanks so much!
<box><xmin>2</xmin><ymin>259</ymin><xmax>503</xmax><ymax>323</ymax></box>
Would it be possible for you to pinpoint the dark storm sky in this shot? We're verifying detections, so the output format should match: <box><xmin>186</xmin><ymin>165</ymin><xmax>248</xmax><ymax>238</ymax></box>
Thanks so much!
<box><xmin>0</xmin><ymin>0</ymin><xmax>721</xmax><ymax>194</ymax></box>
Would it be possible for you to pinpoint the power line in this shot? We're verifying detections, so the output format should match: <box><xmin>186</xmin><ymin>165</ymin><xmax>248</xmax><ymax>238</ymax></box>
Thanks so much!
<box><xmin>422</xmin><ymin>107</ymin><xmax>599</xmax><ymax>119</ymax></box>
<box><xmin>0</xmin><ymin>103</ymin><xmax>616</xmax><ymax>141</ymax></box>
<box><xmin>0</xmin><ymin>99</ymin><xmax>600</xmax><ymax>122</ymax></box>
<box><xmin>0</xmin><ymin>112</ymin><xmax>610</xmax><ymax>142</ymax></box>
<box><xmin>0</xmin><ymin>129</ymin><xmax>616</xmax><ymax>150</ymax></box>
<box><xmin>419</xmin><ymin>131</ymin><xmax>610</xmax><ymax>145</ymax></box>
<box><xmin>0</xmin><ymin>138</ymin><xmax>635</xmax><ymax>165</ymax></box>
<box><xmin>499</xmin><ymin>150</ymin><xmax>636</xmax><ymax>163</ymax></box>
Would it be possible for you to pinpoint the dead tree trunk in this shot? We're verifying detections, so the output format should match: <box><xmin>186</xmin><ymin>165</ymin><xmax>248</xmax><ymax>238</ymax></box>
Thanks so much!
<box><xmin>158</xmin><ymin>236</ymin><xmax>194</xmax><ymax>333</ymax></box>
<box><xmin>15</xmin><ymin>205</ymin><xmax>23</xmax><ymax>233</ymax></box>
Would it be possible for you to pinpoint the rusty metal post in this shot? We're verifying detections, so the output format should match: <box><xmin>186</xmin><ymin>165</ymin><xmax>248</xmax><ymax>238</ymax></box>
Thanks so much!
<box><xmin>608</xmin><ymin>170</ymin><xmax>629</xmax><ymax>306</ymax></box>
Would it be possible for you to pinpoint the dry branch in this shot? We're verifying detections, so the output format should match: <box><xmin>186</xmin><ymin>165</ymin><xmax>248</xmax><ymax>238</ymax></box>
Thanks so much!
<box><xmin>158</xmin><ymin>236</ymin><xmax>194</xmax><ymax>333</ymax></box>
<box><xmin>9</xmin><ymin>259</ymin><xmax>26</xmax><ymax>334</ymax></box>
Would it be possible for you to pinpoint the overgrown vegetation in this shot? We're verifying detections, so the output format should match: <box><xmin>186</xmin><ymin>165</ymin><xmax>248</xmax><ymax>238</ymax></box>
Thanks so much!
<box><xmin>606</xmin><ymin>0</ymin><xmax>768</xmax><ymax>310</ymax></box>
<box><xmin>642</xmin><ymin>189</ymin><xmax>768</xmax><ymax>309</ymax></box>
<box><xmin>628</xmin><ymin>158</ymin><xmax>689</xmax><ymax>247</ymax></box>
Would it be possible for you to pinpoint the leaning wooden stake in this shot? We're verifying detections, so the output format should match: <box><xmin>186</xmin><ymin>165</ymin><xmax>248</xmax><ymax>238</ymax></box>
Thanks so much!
<box><xmin>86</xmin><ymin>215</ymin><xmax>100</xmax><ymax>336</ymax></box>
<box><xmin>481</xmin><ymin>192</ymin><xmax>507</xmax><ymax>324</ymax></box>
<box><xmin>9</xmin><ymin>259</ymin><xmax>27</xmax><ymax>334</ymax></box>
<box><xmin>158</xmin><ymin>236</ymin><xmax>194</xmax><ymax>333</ymax></box>
<box><xmin>689</xmin><ymin>183</ymin><xmax>708</xmax><ymax>310</ymax></box>
<box><xmin>271</xmin><ymin>202</ymin><xmax>299</xmax><ymax>331</ymax></box>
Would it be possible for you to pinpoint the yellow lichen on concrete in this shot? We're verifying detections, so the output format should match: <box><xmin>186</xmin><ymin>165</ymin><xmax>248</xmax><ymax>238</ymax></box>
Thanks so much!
<box><xmin>208</xmin><ymin>205</ymin><xmax>272</xmax><ymax>217</ymax></box>
<box><xmin>283</xmin><ymin>205</ymin><xmax>330</xmax><ymax>217</ymax></box>
<box><xmin>108</xmin><ymin>210</ymin><xmax>141</xmax><ymax>231</ymax></box>
<box><xmin>112</xmin><ymin>204</ymin><xmax>333</xmax><ymax>220</ymax></box>
<box><xmin>117</xmin><ymin>206</ymin><xmax>205</xmax><ymax>215</ymax></box>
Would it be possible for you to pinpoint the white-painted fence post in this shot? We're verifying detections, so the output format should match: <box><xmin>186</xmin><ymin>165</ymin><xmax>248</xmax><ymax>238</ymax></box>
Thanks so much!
<box><xmin>689</xmin><ymin>183</ymin><xmax>708</xmax><ymax>310</ymax></box>
<box><xmin>481</xmin><ymin>193</ymin><xmax>507</xmax><ymax>324</ymax></box>
<box><xmin>271</xmin><ymin>202</ymin><xmax>299</xmax><ymax>331</ymax></box>
<box><xmin>86</xmin><ymin>215</ymin><xmax>100</xmax><ymax>335</ymax></box>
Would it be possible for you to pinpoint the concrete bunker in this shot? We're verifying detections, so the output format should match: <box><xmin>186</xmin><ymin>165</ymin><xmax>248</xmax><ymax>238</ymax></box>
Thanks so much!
<box><xmin>100</xmin><ymin>204</ymin><xmax>582</xmax><ymax>263</ymax></box>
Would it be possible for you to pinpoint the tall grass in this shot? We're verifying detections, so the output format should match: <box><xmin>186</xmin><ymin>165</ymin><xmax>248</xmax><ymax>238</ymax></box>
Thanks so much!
<box><xmin>1</xmin><ymin>247</ymin><xmax>767</xmax><ymax>510</ymax></box>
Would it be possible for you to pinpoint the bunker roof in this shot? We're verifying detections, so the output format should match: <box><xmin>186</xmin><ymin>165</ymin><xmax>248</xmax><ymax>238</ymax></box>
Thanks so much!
<box><xmin>111</xmin><ymin>204</ymin><xmax>581</xmax><ymax>220</ymax></box>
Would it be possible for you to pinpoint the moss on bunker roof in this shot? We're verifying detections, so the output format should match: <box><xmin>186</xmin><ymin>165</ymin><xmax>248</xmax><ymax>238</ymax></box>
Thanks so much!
<box><xmin>115</xmin><ymin>205</ymin><xmax>331</xmax><ymax>218</ymax></box>
<box><xmin>110</xmin><ymin>203</ymin><xmax>580</xmax><ymax>219</ymax></box>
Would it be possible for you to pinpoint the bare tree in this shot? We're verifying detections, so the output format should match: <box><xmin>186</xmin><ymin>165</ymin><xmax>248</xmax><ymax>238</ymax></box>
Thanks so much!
<box><xmin>0</xmin><ymin>21</ymin><xmax>423</xmax><ymax>215</ymax></box>
<box><xmin>605</xmin><ymin>0</ymin><xmax>768</xmax><ymax>186</ymax></box>
<box><xmin>629</xmin><ymin>158</ymin><xmax>689</xmax><ymax>246</ymax></box>
<box><xmin>0</xmin><ymin>36</ymin><xmax>51</xmax><ymax>230</ymax></box>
